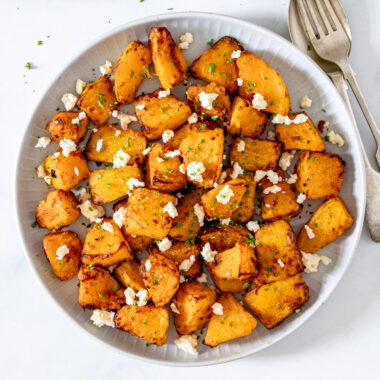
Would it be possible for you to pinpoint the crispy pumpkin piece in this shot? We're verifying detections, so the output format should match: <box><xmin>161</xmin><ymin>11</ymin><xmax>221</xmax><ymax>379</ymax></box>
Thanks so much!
<box><xmin>230</xmin><ymin>137</ymin><xmax>282</xmax><ymax>172</ymax></box>
<box><xmin>85</xmin><ymin>125</ymin><xmax>147</xmax><ymax>164</ymax></box>
<box><xmin>145</xmin><ymin>143</ymin><xmax>187</xmax><ymax>192</ymax></box>
<box><xmin>172</xmin><ymin>282</ymin><xmax>217</xmax><ymax>335</ymax></box>
<box><xmin>275</xmin><ymin>113</ymin><xmax>325</xmax><ymax>152</ymax></box>
<box><xmin>245</xmin><ymin>274</ymin><xmax>309</xmax><ymax>329</ymax></box>
<box><xmin>231</xmin><ymin>171</ymin><xmax>256</xmax><ymax>223</ymax></box>
<box><xmin>141</xmin><ymin>253</ymin><xmax>180</xmax><ymax>307</ymax></box>
<box><xmin>114</xmin><ymin>40</ymin><xmax>152</xmax><ymax>104</ymax></box>
<box><xmin>135</xmin><ymin>90</ymin><xmax>192</xmax><ymax>141</ymax></box>
<box><xmin>36</xmin><ymin>190</ymin><xmax>80</xmax><ymax>232</ymax></box>
<box><xmin>254</xmin><ymin>220</ymin><xmax>303</xmax><ymax>286</ymax></box>
<box><xmin>259</xmin><ymin>169</ymin><xmax>302</xmax><ymax>221</ymax></box>
<box><xmin>77</xmin><ymin>76</ymin><xmax>119</xmax><ymax>125</ymax></box>
<box><xmin>236</xmin><ymin>50</ymin><xmax>290</xmax><ymax>115</ymax></box>
<box><xmin>168</xmin><ymin>188</ymin><xmax>203</xmax><ymax>241</ymax></box>
<box><xmin>297</xmin><ymin>196</ymin><xmax>354</xmax><ymax>253</ymax></box>
<box><xmin>114</xmin><ymin>260</ymin><xmax>147</xmax><ymax>293</ymax></box>
<box><xmin>42</xmin><ymin>231</ymin><xmax>82</xmax><ymax>281</ymax></box>
<box><xmin>48</xmin><ymin>111</ymin><xmax>89</xmax><ymax>144</ymax></box>
<box><xmin>295</xmin><ymin>151</ymin><xmax>345</xmax><ymax>199</ymax></box>
<box><xmin>149</xmin><ymin>27</ymin><xmax>188</xmax><ymax>90</ymax></box>
<box><xmin>179</xmin><ymin>128</ymin><xmax>224</xmax><ymax>188</ymax></box>
<box><xmin>78</xmin><ymin>265</ymin><xmax>124</xmax><ymax>310</ymax></box>
<box><xmin>201</xmin><ymin>178</ymin><xmax>249</xmax><ymax>219</ymax></box>
<box><xmin>150</xmin><ymin>241</ymin><xmax>201</xmax><ymax>279</ymax></box>
<box><xmin>43</xmin><ymin>148</ymin><xmax>89</xmax><ymax>191</ymax></box>
<box><xmin>204</xmin><ymin>293</ymin><xmax>257</xmax><ymax>347</ymax></box>
<box><xmin>228</xmin><ymin>96</ymin><xmax>267</xmax><ymax>138</ymax></box>
<box><xmin>115</xmin><ymin>304</ymin><xmax>169</xmax><ymax>346</ymax></box>
<box><xmin>124</xmin><ymin>188</ymin><xmax>176</xmax><ymax>240</ymax></box>
<box><xmin>190</xmin><ymin>36</ymin><xmax>242</xmax><ymax>93</ymax></box>
<box><xmin>186</xmin><ymin>82</ymin><xmax>231</xmax><ymax>120</ymax></box>
<box><xmin>89</xmin><ymin>164</ymin><xmax>142</xmax><ymax>205</ymax></box>
<box><xmin>82</xmin><ymin>218</ymin><xmax>134</xmax><ymax>267</ymax></box>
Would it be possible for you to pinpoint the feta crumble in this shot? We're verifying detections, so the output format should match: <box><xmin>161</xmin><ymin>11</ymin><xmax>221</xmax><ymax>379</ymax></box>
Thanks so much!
<box><xmin>302</xmin><ymin>251</ymin><xmax>331</xmax><ymax>273</ymax></box>
<box><xmin>246</xmin><ymin>220</ymin><xmax>260</xmax><ymax>233</ymax></box>
<box><xmin>170</xmin><ymin>302</ymin><xmax>180</xmax><ymax>314</ymax></box>
<box><xmin>278</xmin><ymin>259</ymin><xmax>285</xmax><ymax>268</ymax></box>
<box><xmin>75</xmin><ymin>79</ymin><xmax>86</xmax><ymax>95</ymax></box>
<box><xmin>61</xmin><ymin>93</ymin><xmax>77</xmax><ymax>111</ymax></box>
<box><xmin>187</xmin><ymin>161</ymin><xmax>206</xmax><ymax>183</ymax></box>
<box><xmin>90</xmin><ymin>310</ymin><xmax>115</xmax><ymax>328</ymax></box>
<box><xmin>187</xmin><ymin>112</ymin><xmax>198</xmax><ymax>124</ymax></box>
<box><xmin>78</xmin><ymin>190</ymin><xmax>105</xmax><ymax>222</ymax></box>
<box><xmin>300</xmin><ymin>95</ymin><xmax>312</xmax><ymax>108</ymax></box>
<box><xmin>113</xmin><ymin>149</ymin><xmax>130</xmax><ymax>168</ymax></box>
<box><xmin>196</xmin><ymin>273</ymin><xmax>208</xmax><ymax>283</ymax></box>
<box><xmin>36</xmin><ymin>163</ymin><xmax>46</xmax><ymax>179</ymax></box>
<box><xmin>178</xmin><ymin>32</ymin><xmax>194</xmax><ymax>50</ymax></box>
<box><xmin>304</xmin><ymin>225</ymin><xmax>315</xmax><ymax>239</ymax></box>
<box><xmin>35</xmin><ymin>136</ymin><xmax>51</xmax><ymax>148</ymax></box>
<box><xmin>251</xmin><ymin>93</ymin><xmax>267</xmax><ymax>110</ymax></box>
<box><xmin>174</xmin><ymin>334</ymin><xmax>198</xmax><ymax>355</ymax></box>
<box><xmin>157</xmin><ymin>157</ymin><xmax>164</xmax><ymax>163</ymax></box>
<box><xmin>179</xmin><ymin>164</ymin><xmax>186</xmax><ymax>174</ymax></box>
<box><xmin>231</xmin><ymin>49</ymin><xmax>241</xmax><ymax>59</ymax></box>
<box><xmin>165</xmin><ymin>150</ymin><xmax>181</xmax><ymax>158</ymax></box>
<box><xmin>56</xmin><ymin>244</ymin><xmax>69</xmax><ymax>260</ymax></box>
<box><xmin>179</xmin><ymin>255</ymin><xmax>195</xmax><ymax>272</ymax></box>
<box><xmin>263</xmin><ymin>184</ymin><xmax>282</xmax><ymax>195</ymax></box>
<box><xmin>157</xmin><ymin>238</ymin><xmax>172</xmax><ymax>252</ymax></box>
<box><xmin>145</xmin><ymin>259</ymin><xmax>152</xmax><ymax>272</ymax></box>
<box><xmin>216</xmin><ymin>185</ymin><xmax>234</xmax><ymax>204</ymax></box>
<box><xmin>254</xmin><ymin>170</ymin><xmax>281</xmax><ymax>184</ymax></box>
<box><xmin>198</xmin><ymin>91</ymin><xmax>218</xmax><ymax>110</ymax></box>
<box><xmin>113</xmin><ymin>207</ymin><xmax>126</xmax><ymax>228</ymax></box>
<box><xmin>124</xmin><ymin>287</ymin><xmax>136</xmax><ymax>306</ymax></box>
<box><xmin>236</xmin><ymin>78</ymin><xmax>243</xmax><ymax>87</ymax></box>
<box><xmin>286</xmin><ymin>172</ymin><xmax>298</xmax><ymax>184</ymax></box>
<box><xmin>136</xmin><ymin>289</ymin><xmax>148</xmax><ymax>306</ymax></box>
<box><xmin>326</xmin><ymin>130</ymin><xmax>345</xmax><ymax>147</ymax></box>
<box><xmin>193</xmin><ymin>203</ymin><xmax>205</xmax><ymax>227</ymax></box>
<box><xmin>96</xmin><ymin>139</ymin><xmax>103</xmax><ymax>152</ymax></box>
<box><xmin>162</xmin><ymin>130</ymin><xmax>175</xmax><ymax>144</ymax></box>
<box><xmin>158</xmin><ymin>89</ymin><xmax>170</xmax><ymax>99</ymax></box>
<box><xmin>212</xmin><ymin>302</ymin><xmax>224</xmax><ymax>315</ymax></box>
<box><xmin>201</xmin><ymin>243</ymin><xmax>217</xmax><ymax>263</ymax></box>
<box><xmin>136</xmin><ymin>102</ymin><xmax>145</xmax><ymax>110</ymax></box>
<box><xmin>297</xmin><ymin>193</ymin><xmax>306</xmax><ymax>204</ymax></box>
<box><xmin>59</xmin><ymin>138</ymin><xmax>77</xmax><ymax>157</ymax></box>
<box><xmin>230</xmin><ymin>162</ymin><xmax>244</xmax><ymax>179</ymax></box>
<box><xmin>74</xmin><ymin>167</ymin><xmax>79</xmax><ymax>176</ymax></box>
<box><xmin>272</xmin><ymin>113</ymin><xmax>308</xmax><ymax>125</ymax></box>
<box><xmin>220</xmin><ymin>218</ymin><xmax>231</xmax><ymax>226</ymax></box>
<box><xmin>115</xmin><ymin>129</ymin><xmax>121</xmax><ymax>136</ymax></box>
<box><xmin>237</xmin><ymin>140</ymin><xmax>245</xmax><ymax>153</ymax></box>
<box><xmin>279</xmin><ymin>150</ymin><xmax>296</xmax><ymax>171</ymax></box>
<box><xmin>115</xmin><ymin>111</ymin><xmax>137</xmax><ymax>130</ymax></box>
<box><xmin>217</xmin><ymin>170</ymin><xmax>228</xmax><ymax>185</ymax></box>
<box><xmin>102</xmin><ymin>222</ymin><xmax>114</xmax><ymax>234</ymax></box>
<box><xmin>163</xmin><ymin>202</ymin><xmax>178</xmax><ymax>218</ymax></box>
<box><xmin>99</xmin><ymin>59</ymin><xmax>112</xmax><ymax>75</ymax></box>
<box><xmin>126</xmin><ymin>177</ymin><xmax>145</xmax><ymax>191</ymax></box>
<box><xmin>142</xmin><ymin>147</ymin><xmax>151</xmax><ymax>156</ymax></box>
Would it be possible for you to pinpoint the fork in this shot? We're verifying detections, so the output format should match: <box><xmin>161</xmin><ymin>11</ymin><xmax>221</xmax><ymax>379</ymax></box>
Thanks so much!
<box><xmin>296</xmin><ymin>0</ymin><xmax>380</xmax><ymax>168</ymax></box>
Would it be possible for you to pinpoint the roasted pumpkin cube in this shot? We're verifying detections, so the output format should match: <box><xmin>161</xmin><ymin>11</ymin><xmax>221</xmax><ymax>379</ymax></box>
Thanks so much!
<box><xmin>230</xmin><ymin>137</ymin><xmax>282</xmax><ymax>171</ymax></box>
<box><xmin>115</xmin><ymin>304</ymin><xmax>169</xmax><ymax>346</ymax></box>
<box><xmin>201</xmin><ymin>178</ymin><xmax>248</xmax><ymax>219</ymax></box>
<box><xmin>124</xmin><ymin>188</ymin><xmax>176</xmax><ymax>240</ymax></box>
<box><xmin>114</xmin><ymin>40</ymin><xmax>152</xmax><ymax>104</ymax></box>
<box><xmin>295</xmin><ymin>151</ymin><xmax>345</xmax><ymax>199</ymax></box>
<box><xmin>42</xmin><ymin>231</ymin><xmax>82</xmax><ymax>281</ymax></box>
<box><xmin>231</xmin><ymin>170</ymin><xmax>256</xmax><ymax>223</ymax></box>
<box><xmin>236</xmin><ymin>50</ymin><xmax>290</xmax><ymax>115</ymax></box>
<box><xmin>275</xmin><ymin>113</ymin><xmax>325</xmax><ymax>151</ymax></box>
<box><xmin>114</xmin><ymin>260</ymin><xmax>147</xmax><ymax>293</ymax></box>
<box><xmin>77</xmin><ymin>76</ymin><xmax>118</xmax><ymax>125</ymax></box>
<box><xmin>145</xmin><ymin>143</ymin><xmax>187</xmax><ymax>192</ymax></box>
<box><xmin>141</xmin><ymin>253</ymin><xmax>180</xmax><ymax>307</ymax></box>
<box><xmin>190</xmin><ymin>36</ymin><xmax>242</xmax><ymax>93</ymax></box>
<box><xmin>82</xmin><ymin>218</ymin><xmax>134</xmax><ymax>267</ymax></box>
<box><xmin>78</xmin><ymin>265</ymin><xmax>124</xmax><ymax>310</ymax></box>
<box><xmin>259</xmin><ymin>169</ymin><xmax>302</xmax><ymax>221</ymax></box>
<box><xmin>244</xmin><ymin>274</ymin><xmax>309</xmax><ymax>329</ymax></box>
<box><xmin>135</xmin><ymin>90</ymin><xmax>191</xmax><ymax>141</ymax></box>
<box><xmin>297</xmin><ymin>196</ymin><xmax>354</xmax><ymax>253</ymax></box>
<box><xmin>228</xmin><ymin>96</ymin><xmax>267</xmax><ymax>138</ymax></box>
<box><xmin>150</xmin><ymin>241</ymin><xmax>201</xmax><ymax>279</ymax></box>
<box><xmin>48</xmin><ymin>111</ymin><xmax>89</xmax><ymax>144</ymax></box>
<box><xmin>168</xmin><ymin>189</ymin><xmax>203</xmax><ymax>241</ymax></box>
<box><xmin>186</xmin><ymin>82</ymin><xmax>231</xmax><ymax>120</ymax></box>
<box><xmin>172</xmin><ymin>282</ymin><xmax>217</xmax><ymax>335</ymax></box>
<box><xmin>36</xmin><ymin>190</ymin><xmax>80</xmax><ymax>232</ymax></box>
<box><xmin>43</xmin><ymin>148</ymin><xmax>89</xmax><ymax>191</ymax></box>
<box><xmin>89</xmin><ymin>164</ymin><xmax>142</xmax><ymax>205</ymax></box>
<box><xmin>149</xmin><ymin>27</ymin><xmax>188</xmax><ymax>90</ymax></box>
<box><xmin>204</xmin><ymin>293</ymin><xmax>257</xmax><ymax>347</ymax></box>
<box><xmin>85</xmin><ymin>125</ymin><xmax>147</xmax><ymax>164</ymax></box>
<box><xmin>179</xmin><ymin>128</ymin><xmax>224</xmax><ymax>188</ymax></box>
<box><xmin>254</xmin><ymin>220</ymin><xmax>303</xmax><ymax>285</ymax></box>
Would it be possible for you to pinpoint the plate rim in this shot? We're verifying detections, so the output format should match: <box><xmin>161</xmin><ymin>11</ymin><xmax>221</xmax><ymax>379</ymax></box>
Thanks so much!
<box><xmin>14</xmin><ymin>10</ymin><xmax>366</xmax><ymax>367</ymax></box>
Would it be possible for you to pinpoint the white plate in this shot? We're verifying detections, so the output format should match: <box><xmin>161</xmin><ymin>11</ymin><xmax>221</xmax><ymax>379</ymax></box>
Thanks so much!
<box><xmin>14</xmin><ymin>11</ymin><xmax>365</xmax><ymax>366</ymax></box>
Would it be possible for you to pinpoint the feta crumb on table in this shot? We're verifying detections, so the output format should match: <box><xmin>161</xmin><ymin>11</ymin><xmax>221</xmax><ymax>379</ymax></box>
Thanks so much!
<box><xmin>75</xmin><ymin>79</ymin><xmax>86</xmax><ymax>95</ymax></box>
<box><xmin>59</xmin><ymin>138</ymin><xmax>77</xmax><ymax>157</ymax></box>
<box><xmin>99</xmin><ymin>60</ymin><xmax>112</xmax><ymax>75</ymax></box>
<box><xmin>300</xmin><ymin>95</ymin><xmax>312</xmax><ymax>108</ymax></box>
<box><xmin>302</xmin><ymin>251</ymin><xmax>331</xmax><ymax>273</ymax></box>
<box><xmin>174</xmin><ymin>334</ymin><xmax>198</xmax><ymax>355</ymax></box>
<box><xmin>90</xmin><ymin>310</ymin><xmax>115</xmax><ymax>328</ymax></box>
<box><xmin>326</xmin><ymin>130</ymin><xmax>345</xmax><ymax>147</ymax></box>
<box><xmin>35</xmin><ymin>136</ymin><xmax>51</xmax><ymax>148</ymax></box>
<box><xmin>178</xmin><ymin>32</ymin><xmax>194</xmax><ymax>50</ymax></box>
<box><xmin>61</xmin><ymin>93</ymin><xmax>77</xmax><ymax>111</ymax></box>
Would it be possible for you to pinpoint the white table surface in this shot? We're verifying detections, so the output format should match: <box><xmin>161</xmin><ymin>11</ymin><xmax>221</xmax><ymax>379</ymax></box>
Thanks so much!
<box><xmin>1</xmin><ymin>0</ymin><xmax>380</xmax><ymax>378</ymax></box>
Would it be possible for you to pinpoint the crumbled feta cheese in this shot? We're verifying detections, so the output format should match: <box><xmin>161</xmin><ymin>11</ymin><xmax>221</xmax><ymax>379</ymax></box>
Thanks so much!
<box><xmin>251</xmin><ymin>93</ymin><xmax>267</xmax><ymax>110</ymax></box>
<box><xmin>324</xmin><ymin>121</ymin><xmax>330</xmax><ymax>128</ymax></box>
<box><xmin>216</xmin><ymin>185</ymin><xmax>234</xmax><ymax>204</ymax></box>
<box><xmin>36</xmin><ymin>163</ymin><xmax>46</xmax><ymax>178</ymax></box>
<box><xmin>326</xmin><ymin>130</ymin><xmax>345</xmax><ymax>147</ymax></box>
<box><xmin>174</xmin><ymin>334</ymin><xmax>198</xmax><ymax>355</ymax></box>
<box><xmin>263</xmin><ymin>185</ymin><xmax>282</xmax><ymax>194</ymax></box>
<box><xmin>115</xmin><ymin>129</ymin><xmax>121</xmax><ymax>136</ymax></box>
<box><xmin>102</xmin><ymin>221</ymin><xmax>114</xmax><ymax>234</ymax></box>
<box><xmin>220</xmin><ymin>218</ymin><xmax>231</xmax><ymax>226</ymax></box>
<box><xmin>212</xmin><ymin>302</ymin><xmax>224</xmax><ymax>315</ymax></box>
<box><xmin>179</xmin><ymin>164</ymin><xmax>186</xmax><ymax>174</ymax></box>
<box><xmin>193</xmin><ymin>203</ymin><xmax>205</xmax><ymax>227</ymax></box>
<box><xmin>286</xmin><ymin>172</ymin><xmax>298</xmax><ymax>184</ymax></box>
<box><xmin>61</xmin><ymin>93</ymin><xmax>77</xmax><ymax>111</ymax></box>
<box><xmin>99</xmin><ymin>59</ymin><xmax>112</xmax><ymax>75</ymax></box>
<box><xmin>90</xmin><ymin>310</ymin><xmax>115</xmax><ymax>328</ymax></box>
<box><xmin>297</xmin><ymin>193</ymin><xmax>306</xmax><ymax>204</ymax></box>
<box><xmin>170</xmin><ymin>302</ymin><xmax>180</xmax><ymax>314</ymax></box>
<box><xmin>136</xmin><ymin>289</ymin><xmax>148</xmax><ymax>306</ymax></box>
<box><xmin>187</xmin><ymin>161</ymin><xmax>206</xmax><ymax>183</ymax></box>
<box><xmin>178</xmin><ymin>32</ymin><xmax>194</xmax><ymax>50</ymax></box>
<box><xmin>56</xmin><ymin>244</ymin><xmax>69</xmax><ymax>260</ymax></box>
<box><xmin>278</xmin><ymin>259</ymin><xmax>285</xmax><ymax>267</ymax></box>
<box><xmin>165</xmin><ymin>150</ymin><xmax>181</xmax><ymax>158</ymax></box>
<box><xmin>59</xmin><ymin>138</ymin><xmax>77</xmax><ymax>157</ymax></box>
<box><xmin>157</xmin><ymin>157</ymin><xmax>164</xmax><ymax>163</ymax></box>
<box><xmin>96</xmin><ymin>139</ymin><xmax>103</xmax><ymax>152</ymax></box>
<box><xmin>246</xmin><ymin>220</ymin><xmax>260</xmax><ymax>233</ymax></box>
<box><xmin>179</xmin><ymin>255</ymin><xmax>195</xmax><ymax>272</ymax></box>
<box><xmin>113</xmin><ymin>149</ymin><xmax>130</xmax><ymax>168</ymax></box>
<box><xmin>113</xmin><ymin>207</ymin><xmax>126</xmax><ymax>228</ymax></box>
<box><xmin>302</xmin><ymin>251</ymin><xmax>331</xmax><ymax>273</ymax></box>
<box><xmin>272</xmin><ymin>113</ymin><xmax>309</xmax><ymax>125</ymax></box>
<box><xmin>44</xmin><ymin>176</ymin><xmax>51</xmax><ymax>185</ymax></box>
<box><xmin>145</xmin><ymin>259</ymin><xmax>152</xmax><ymax>272</ymax></box>
<box><xmin>79</xmin><ymin>200</ymin><xmax>105</xmax><ymax>222</ymax></box>
<box><xmin>157</xmin><ymin>238</ymin><xmax>172</xmax><ymax>252</ymax></box>
<box><xmin>112</xmin><ymin>110</ymin><xmax>118</xmax><ymax>118</ymax></box>
<box><xmin>300</xmin><ymin>95</ymin><xmax>312</xmax><ymax>108</ymax></box>
<box><xmin>230</xmin><ymin>162</ymin><xmax>244</xmax><ymax>179</ymax></box>
<box><xmin>293</xmin><ymin>113</ymin><xmax>309</xmax><ymax>124</ymax></box>
<box><xmin>163</xmin><ymin>202</ymin><xmax>178</xmax><ymax>218</ymax></box>
<box><xmin>142</xmin><ymin>147</ymin><xmax>151</xmax><ymax>156</ymax></box>
<box><xmin>75</xmin><ymin>79</ymin><xmax>86</xmax><ymax>95</ymax></box>
<box><xmin>304</xmin><ymin>225</ymin><xmax>315</xmax><ymax>239</ymax></box>
<box><xmin>92</xmin><ymin>128</ymin><xmax>98</xmax><ymax>133</ymax></box>
<box><xmin>162</xmin><ymin>130</ymin><xmax>174</xmax><ymax>144</ymax></box>
<box><xmin>74</xmin><ymin>167</ymin><xmax>79</xmax><ymax>176</ymax></box>
<box><xmin>217</xmin><ymin>170</ymin><xmax>228</xmax><ymax>185</ymax></box>
<box><xmin>237</xmin><ymin>140</ymin><xmax>245</xmax><ymax>153</ymax></box>
<box><xmin>35</xmin><ymin>136</ymin><xmax>51</xmax><ymax>148</ymax></box>
<box><xmin>187</xmin><ymin>112</ymin><xmax>198</xmax><ymax>124</ymax></box>
<box><xmin>124</xmin><ymin>287</ymin><xmax>136</xmax><ymax>306</ymax></box>
<box><xmin>231</xmin><ymin>50</ymin><xmax>241</xmax><ymax>59</ymax></box>
<box><xmin>196</xmin><ymin>273</ymin><xmax>208</xmax><ymax>283</ymax></box>
<box><xmin>115</xmin><ymin>112</ymin><xmax>137</xmax><ymax>130</ymax></box>
<box><xmin>158</xmin><ymin>89</ymin><xmax>170</xmax><ymax>99</ymax></box>
<box><xmin>236</xmin><ymin>78</ymin><xmax>243</xmax><ymax>86</ymax></box>
<box><xmin>254</xmin><ymin>170</ymin><xmax>281</xmax><ymax>184</ymax></box>
<box><xmin>126</xmin><ymin>177</ymin><xmax>145</xmax><ymax>191</ymax></box>
<box><xmin>180</xmin><ymin>275</ymin><xmax>186</xmax><ymax>283</ymax></box>
<box><xmin>201</xmin><ymin>243</ymin><xmax>217</xmax><ymax>263</ymax></box>
<box><xmin>279</xmin><ymin>151</ymin><xmax>296</xmax><ymax>171</ymax></box>
<box><xmin>198</xmin><ymin>91</ymin><xmax>218</xmax><ymax>110</ymax></box>
<box><xmin>136</xmin><ymin>102</ymin><xmax>145</xmax><ymax>110</ymax></box>
<box><xmin>71</xmin><ymin>117</ymin><xmax>80</xmax><ymax>124</ymax></box>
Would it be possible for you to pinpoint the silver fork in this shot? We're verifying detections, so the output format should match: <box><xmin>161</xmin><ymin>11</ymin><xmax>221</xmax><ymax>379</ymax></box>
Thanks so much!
<box><xmin>296</xmin><ymin>0</ymin><xmax>380</xmax><ymax>167</ymax></box>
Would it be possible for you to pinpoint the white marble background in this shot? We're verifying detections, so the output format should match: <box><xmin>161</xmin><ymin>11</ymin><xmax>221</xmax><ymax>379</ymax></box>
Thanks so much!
<box><xmin>1</xmin><ymin>0</ymin><xmax>380</xmax><ymax>379</ymax></box>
